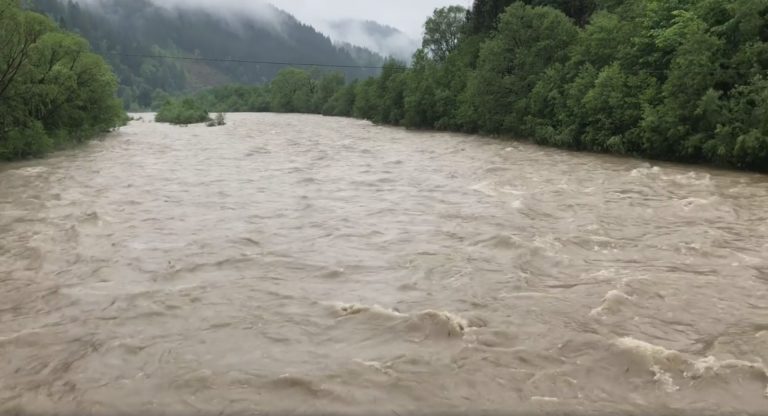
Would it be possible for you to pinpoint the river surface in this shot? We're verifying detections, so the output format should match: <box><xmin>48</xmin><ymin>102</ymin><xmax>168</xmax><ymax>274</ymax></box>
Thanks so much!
<box><xmin>1</xmin><ymin>113</ymin><xmax>768</xmax><ymax>414</ymax></box>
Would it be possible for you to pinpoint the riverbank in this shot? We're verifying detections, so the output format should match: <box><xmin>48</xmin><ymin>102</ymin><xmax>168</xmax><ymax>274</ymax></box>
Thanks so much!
<box><xmin>151</xmin><ymin>0</ymin><xmax>768</xmax><ymax>173</ymax></box>
<box><xmin>0</xmin><ymin>1</ymin><xmax>127</xmax><ymax>162</ymax></box>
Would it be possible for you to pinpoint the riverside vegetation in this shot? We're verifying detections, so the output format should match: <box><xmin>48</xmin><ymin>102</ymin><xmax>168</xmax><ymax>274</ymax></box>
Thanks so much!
<box><xmin>0</xmin><ymin>0</ymin><xmax>127</xmax><ymax>160</ymax></box>
<box><xmin>6</xmin><ymin>0</ymin><xmax>768</xmax><ymax>172</ymax></box>
<box><xmin>160</xmin><ymin>0</ymin><xmax>768</xmax><ymax>172</ymax></box>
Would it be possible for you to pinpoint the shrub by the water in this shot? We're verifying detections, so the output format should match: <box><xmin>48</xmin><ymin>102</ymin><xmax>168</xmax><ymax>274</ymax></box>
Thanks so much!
<box><xmin>155</xmin><ymin>98</ymin><xmax>211</xmax><ymax>125</ymax></box>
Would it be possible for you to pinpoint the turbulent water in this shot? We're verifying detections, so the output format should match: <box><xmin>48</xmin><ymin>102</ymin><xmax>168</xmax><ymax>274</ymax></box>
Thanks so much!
<box><xmin>1</xmin><ymin>113</ymin><xmax>767</xmax><ymax>414</ymax></box>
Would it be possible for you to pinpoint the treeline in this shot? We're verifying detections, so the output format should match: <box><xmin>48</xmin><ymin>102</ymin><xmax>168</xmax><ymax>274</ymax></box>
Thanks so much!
<box><xmin>170</xmin><ymin>0</ymin><xmax>768</xmax><ymax>172</ymax></box>
<box><xmin>194</xmin><ymin>68</ymin><xmax>350</xmax><ymax>115</ymax></box>
<box><xmin>0</xmin><ymin>0</ymin><xmax>126</xmax><ymax>161</ymax></box>
<box><xmin>27</xmin><ymin>0</ymin><xmax>387</xmax><ymax>111</ymax></box>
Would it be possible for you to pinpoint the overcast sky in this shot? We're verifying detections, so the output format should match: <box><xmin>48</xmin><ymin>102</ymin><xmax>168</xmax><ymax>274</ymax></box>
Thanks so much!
<box><xmin>273</xmin><ymin>0</ymin><xmax>467</xmax><ymax>38</ymax></box>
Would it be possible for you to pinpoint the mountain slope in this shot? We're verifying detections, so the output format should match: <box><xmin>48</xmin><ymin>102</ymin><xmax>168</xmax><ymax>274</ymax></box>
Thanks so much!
<box><xmin>27</xmin><ymin>0</ymin><xmax>387</xmax><ymax>109</ymax></box>
<box><xmin>334</xmin><ymin>41</ymin><xmax>387</xmax><ymax>67</ymax></box>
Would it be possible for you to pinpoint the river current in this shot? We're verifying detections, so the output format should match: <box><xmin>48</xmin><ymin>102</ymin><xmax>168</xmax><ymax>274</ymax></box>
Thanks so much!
<box><xmin>1</xmin><ymin>113</ymin><xmax>767</xmax><ymax>414</ymax></box>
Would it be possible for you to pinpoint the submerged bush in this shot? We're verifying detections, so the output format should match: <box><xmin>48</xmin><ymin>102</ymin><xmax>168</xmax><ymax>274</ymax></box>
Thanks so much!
<box><xmin>155</xmin><ymin>98</ymin><xmax>211</xmax><ymax>125</ymax></box>
<box><xmin>206</xmin><ymin>112</ymin><xmax>226</xmax><ymax>127</ymax></box>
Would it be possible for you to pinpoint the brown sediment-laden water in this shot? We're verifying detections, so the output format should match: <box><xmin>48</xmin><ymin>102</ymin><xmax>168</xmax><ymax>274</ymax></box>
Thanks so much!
<box><xmin>1</xmin><ymin>113</ymin><xmax>767</xmax><ymax>414</ymax></box>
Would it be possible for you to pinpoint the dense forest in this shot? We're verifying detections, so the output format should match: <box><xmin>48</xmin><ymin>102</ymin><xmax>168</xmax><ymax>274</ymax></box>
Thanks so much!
<box><xmin>26</xmin><ymin>0</ymin><xmax>388</xmax><ymax>111</ymax></box>
<box><xmin>162</xmin><ymin>0</ymin><xmax>767</xmax><ymax>172</ymax></box>
<box><xmin>0</xmin><ymin>0</ymin><xmax>126</xmax><ymax>160</ymax></box>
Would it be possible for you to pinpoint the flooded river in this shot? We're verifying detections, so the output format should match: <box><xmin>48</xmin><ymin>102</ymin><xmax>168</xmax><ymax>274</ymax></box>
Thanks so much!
<box><xmin>1</xmin><ymin>113</ymin><xmax>768</xmax><ymax>414</ymax></box>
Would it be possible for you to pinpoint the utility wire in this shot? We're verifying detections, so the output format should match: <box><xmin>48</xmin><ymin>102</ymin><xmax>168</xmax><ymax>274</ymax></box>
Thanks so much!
<box><xmin>97</xmin><ymin>52</ymin><xmax>389</xmax><ymax>69</ymax></box>
<box><xmin>95</xmin><ymin>51</ymin><xmax>768</xmax><ymax>74</ymax></box>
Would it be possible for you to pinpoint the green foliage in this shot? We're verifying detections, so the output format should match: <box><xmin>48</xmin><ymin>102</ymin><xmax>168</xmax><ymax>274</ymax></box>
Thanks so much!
<box><xmin>154</xmin><ymin>97</ymin><xmax>210</xmax><ymax>125</ymax></box>
<box><xmin>0</xmin><ymin>0</ymin><xmax>126</xmax><ymax>161</ymax></box>
<box><xmin>422</xmin><ymin>5</ymin><xmax>467</xmax><ymax>63</ymax></box>
<box><xmin>205</xmin><ymin>112</ymin><xmax>226</xmax><ymax>127</ymax></box>
<box><xmin>27</xmin><ymin>0</ymin><xmax>767</xmax><ymax>173</ymax></box>
<box><xmin>352</xmin><ymin>77</ymin><xmax>380</xmax><ymax>121</ymax></box>
<box><xmin>467</xmin><ymin>3</ymin><xmax>580</xmax><ymax>134</ymax></box>
<box><xmin>314</xmin><ymin>70</ymin><xmax>347</xmax><ymax>113</ymax></box>
<box><xmin>316</xmin><ymin>0</ymin><xmax>768</xmax><ymax>172</ymax></box>
<box><xmin>194</xmin><ymin>84</ymin><xmax>271</xmax><ymax>113</ymax></box>
<box><xmin>269</xmin><ymin>68</ymin><xmax>315</xmax><ymax>114</ymax></box>
<box><xmin>321</xmin><ymin>80</ymin><xmax>358</xmax><ymax>117</ymax></box>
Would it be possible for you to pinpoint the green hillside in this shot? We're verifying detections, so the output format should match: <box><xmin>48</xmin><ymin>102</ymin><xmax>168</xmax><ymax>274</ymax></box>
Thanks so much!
<box><xmin>26</xmin><ymin>0</ymin><xmax>387</xmax><ymax>110</ymax></box>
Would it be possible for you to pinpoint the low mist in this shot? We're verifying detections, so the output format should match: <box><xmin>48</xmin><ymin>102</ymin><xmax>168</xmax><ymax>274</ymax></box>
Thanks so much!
<box><xmin>317</xmin><ymin>19</ymin><xmax>421</xmax><ymax>63</ymax></box>
<box><xmin>76</xmin><ymin>0</ymin><xmax>436</xmax><ymax>61</ymax></box>
<box><xmin>77</xmin><ymin>0</ymin><xmax>289</xmax><ymax>34</ymax></box>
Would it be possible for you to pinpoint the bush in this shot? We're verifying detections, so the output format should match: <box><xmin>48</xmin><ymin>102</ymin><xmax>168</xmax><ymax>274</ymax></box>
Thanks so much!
<box><xmin>155</xmin><ymin>98</ymin><xmax>211</xmax><ymax>125</ymax></box>
<box><xmin>0</xmin><ymin>122</ymin><xmax>53</xmax><ymax>160</ymax></box>
<box><xmin>205</xmin><ymin>112</ymin><xmax>227</xmax><ymax>127</ymax></box>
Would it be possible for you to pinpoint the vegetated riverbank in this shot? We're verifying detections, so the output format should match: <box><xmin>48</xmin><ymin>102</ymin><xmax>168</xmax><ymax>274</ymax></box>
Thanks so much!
<box><xmin>0</xmin><ymin>0</ymin><xmax>127</xmax><ymax>161</ymax></box>
<box><xmin>156</xmin><ymin>0</ymin><xmax>768</xmax><ymax>173</ymax></box>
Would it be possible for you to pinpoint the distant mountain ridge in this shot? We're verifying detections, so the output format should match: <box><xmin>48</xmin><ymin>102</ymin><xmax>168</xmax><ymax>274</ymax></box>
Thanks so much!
<box><xmin>332</xmin><ymin>19</ymin><xmax>406</xmax><ymax>39</ymax></box>
<box><xmin>327</xmin><ymin>19</ymin><xmax>421</xmax><ymax>63</ymax></box>
<box><xmin>333</xmin><ymin>41</ymin><xmax>387</xmax><ymax>68</ymax></box>
<box><xmin>26</xmin><ymin>0</ymin><xmax>392</xmax><ymax>109</ymax></box>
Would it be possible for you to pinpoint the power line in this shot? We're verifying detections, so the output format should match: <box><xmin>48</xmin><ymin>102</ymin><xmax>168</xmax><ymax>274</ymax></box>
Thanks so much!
<box><xmin>94</xmin><ymin>51</ymin><xmax>768</xmax><ymax>74</ymax></box>
<box><xmin>97</xmin><ymin>52</ymin><xmax>390</xmax><ymax>69</ymax></box>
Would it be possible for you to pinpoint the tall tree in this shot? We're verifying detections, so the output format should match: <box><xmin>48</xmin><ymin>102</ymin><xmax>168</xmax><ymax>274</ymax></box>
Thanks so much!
<box><xmin>422</xmin><ymin>5</ymin><xmax>467</xmax><ymax>63</ymax></box>
<box><xmin>0</xmin><ymin>0</ymin><xmax>125</xmax><ymax>160</ymax></box>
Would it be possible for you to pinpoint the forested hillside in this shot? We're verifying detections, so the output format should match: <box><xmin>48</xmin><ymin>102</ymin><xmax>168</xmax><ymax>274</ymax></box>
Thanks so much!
<box><xmin>26</xmin><ymin>0</ymin><xmax>387</xmax><ymax>110</ymax></box>
<box><xmin>165</xmin><ymin>0</ymin><xmax>768</xmax><ymax>172</ymax></box>
<box><xmin>334</xmin><ymin>41</ymin><xmax>387</xmax><ymax>69</ymax></box>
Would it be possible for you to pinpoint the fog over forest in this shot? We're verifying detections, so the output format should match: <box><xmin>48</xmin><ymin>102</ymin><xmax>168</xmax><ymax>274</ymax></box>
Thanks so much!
<box><xmin>76</xmin><ymin>0</ymin><xmax>450</xmax><ymax>61</ymax></box>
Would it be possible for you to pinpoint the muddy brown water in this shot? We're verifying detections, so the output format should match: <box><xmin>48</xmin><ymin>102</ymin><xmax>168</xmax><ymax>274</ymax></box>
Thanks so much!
<box><xmin>1</xmin><ymin>113</ymin><xmax>767</xmax><ymax>414</ymax></box>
